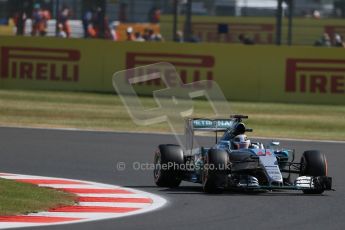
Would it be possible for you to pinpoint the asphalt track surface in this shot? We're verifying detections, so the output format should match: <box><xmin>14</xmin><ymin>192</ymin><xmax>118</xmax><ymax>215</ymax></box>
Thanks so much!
<box><xmin>0</xmin><ymin>127</ymin><xmax>344</xmax><ymax>230</ymax></box>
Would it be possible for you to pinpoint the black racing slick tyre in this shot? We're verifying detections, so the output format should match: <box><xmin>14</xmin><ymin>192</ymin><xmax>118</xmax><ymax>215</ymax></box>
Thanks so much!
<box><xmin>202</xmin><ymin>149</ymin><xmax>229</xmax><ymax>194</ymax></box>
<box><xmin>300</xmin><ymin>150</ymin><xmax>328</xmax><ymax>194</ymax></box>
<box><xmin>154</xmin><ymin>144</ymin><xmax>184</xmax><ymax>188</ymax></box>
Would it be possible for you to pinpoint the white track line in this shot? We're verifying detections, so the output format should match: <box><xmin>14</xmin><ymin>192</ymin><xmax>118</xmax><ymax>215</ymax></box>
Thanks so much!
<box><xmin>0</xmin><ymin>223</ymin><xmax>47</xmax><ymax>229</ymax></box>
<box><xmin>28</xmin><ymin>212</ymin><xmax>121</xmax><ymax>219</ymax></box>
<box><xmin>74</xmin><ymin>193</ymin><xmax>150</xmax><ymax>198</ymax></box>
<box><xmin>36</xmin><ymin>184</ymin><xmax>120</xmax><ymax>189</ymax></box>
<box><xmin>0</xmin><ymin>173</ymin><xmax>167</xmax><ymax>229</ymax></box>
<box><xmin>78</xmin><ymin>202</ymin><xmax>150</xmax><ymax>208</ymax></box>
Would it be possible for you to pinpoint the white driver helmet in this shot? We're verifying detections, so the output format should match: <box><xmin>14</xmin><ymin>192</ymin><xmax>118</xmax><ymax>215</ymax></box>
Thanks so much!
<box><xmin>232</xmin><ymin>134</ymin><xmax>250</xmax><ymax>149</ymax></box>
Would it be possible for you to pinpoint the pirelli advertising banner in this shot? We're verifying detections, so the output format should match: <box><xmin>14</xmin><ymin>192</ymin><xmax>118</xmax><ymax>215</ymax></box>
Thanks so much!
<box><xmin>0</xmin><ymin>36</ymin><xmax>344</xmax><ymax>104</ymax></box>
<box><xmin>0</xmin><ymin>36</ymin><xmax>106</xmax><ymax>91</ymax></box>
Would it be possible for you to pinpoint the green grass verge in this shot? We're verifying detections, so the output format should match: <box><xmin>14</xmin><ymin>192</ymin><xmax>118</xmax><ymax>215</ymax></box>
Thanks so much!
<box><xmin>0</xmin><ymin>178</ymin><xmax>76</xmax><ymax>215</ymax></box>
<box><xmin>0</xmin><ymin>89</ymin><xmax>344</xmax><ymax>141</ymax></box>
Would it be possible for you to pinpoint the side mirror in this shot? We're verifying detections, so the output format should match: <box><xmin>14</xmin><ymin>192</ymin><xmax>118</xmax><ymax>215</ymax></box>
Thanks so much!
<box><xmin>218</xmin><ymin>140</ymin><xmax>231</xmax><ymax>150</ymax></box>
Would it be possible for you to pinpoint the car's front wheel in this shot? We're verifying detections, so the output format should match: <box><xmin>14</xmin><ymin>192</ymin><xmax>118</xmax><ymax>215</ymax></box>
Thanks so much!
<box><xmin>300</xmin><ymin>150</ymin><xmax>328</xmax><ymax>194</ymax></box>
<box><xmin>202</xmin><ymin>149</ymin><xmax>229</xmax><ymax>193</ymax></box>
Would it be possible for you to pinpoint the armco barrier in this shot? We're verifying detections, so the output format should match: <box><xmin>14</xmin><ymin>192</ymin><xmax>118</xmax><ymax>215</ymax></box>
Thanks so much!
<box><xmin>0</xmin><ymin>36</ymin><xmax>344</xmax><ymax>104</ymax></box>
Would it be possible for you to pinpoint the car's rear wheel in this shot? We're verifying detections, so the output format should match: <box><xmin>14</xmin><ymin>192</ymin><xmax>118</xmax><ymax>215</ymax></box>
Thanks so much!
<box><xmin>300</xmin><ymin>150</ymin><xmax>328</xmax><ymax>194</ymax></box>
<box><xmin>202</xmin><ymin>149</ymin><xmax>229</xmax><ymax>193</ymax></box>
<box><xmin>154</xmin><ymin>144</ymin><xmax>184</xmax><ymax>188</ymax></box>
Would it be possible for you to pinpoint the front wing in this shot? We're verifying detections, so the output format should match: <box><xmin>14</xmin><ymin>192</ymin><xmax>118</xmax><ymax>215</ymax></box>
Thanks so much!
<box><xmin>229</xmin><ymin>176</ymin><xmax>333</xmax><ymax>191</ymax></box>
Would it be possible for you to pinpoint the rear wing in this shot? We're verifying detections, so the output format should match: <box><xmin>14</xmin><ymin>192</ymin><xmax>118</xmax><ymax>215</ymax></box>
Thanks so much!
<box><xmin>186</xmin><ymin>118</ymin><xmax>235</xmax><ymax>132</ymax></box>
<box><xmin>184</xmin><ymin>115</ymin><xmax>251</xmax><ymax>152</ymax></box>
<box><xmin>185</xmin><ymin>118</ymin><xmax>236</xmax><ymax>151</ymax></box>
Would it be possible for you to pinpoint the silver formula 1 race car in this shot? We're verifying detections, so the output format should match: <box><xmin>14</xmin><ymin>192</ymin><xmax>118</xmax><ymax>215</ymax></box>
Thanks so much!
<box><xmin>153</xmin><ymin>115</ymin><xmax>333</xmax><ymax>194</ymax></box>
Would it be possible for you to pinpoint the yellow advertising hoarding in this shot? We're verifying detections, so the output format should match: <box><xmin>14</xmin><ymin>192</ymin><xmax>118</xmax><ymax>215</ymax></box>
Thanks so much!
<box><xmin>0</xmin><ymin>36</ymin><xmax>105</xmax><ymax>91</ymax></box>
<box><xmin>0</xmin><ymin>36</ymin><xmax>344</xmax><ymax>104</ymax></box>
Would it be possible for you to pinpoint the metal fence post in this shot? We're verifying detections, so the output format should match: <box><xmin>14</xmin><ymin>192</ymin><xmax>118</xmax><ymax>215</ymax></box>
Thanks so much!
<box><xmin>173</xmin><ymin>0</ymin><xmax>178</xmax><ymax>41</ymax></box>
<box><xmin>55</xmin><ymin>0</ymin><xmax>60</xmax><ymax>37</ymax></box>
<box><xmin>287</xmin><ymin>0</ymin><xmax>294</xmax><ymax>46</ymax></box>
<box><xmin>184</xmin><ymin>0</ymin><xmax>192</xmax><ymax>42</ymax></box>
<box><xmin>275</xmin><ymin>0</ymin><xmax>283</xmax><ymax>45</ymax></box>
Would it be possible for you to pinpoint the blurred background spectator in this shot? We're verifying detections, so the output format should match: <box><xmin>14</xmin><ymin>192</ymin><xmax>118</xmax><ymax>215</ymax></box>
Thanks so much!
<box><xmin>333</xmin><ymin>33</ymin><xmax>345</xmax><ymax>47</ymax></box>
<box><xmin>134</xmin><ymin>31</ymin><xmax>145</xmax><ymax>42</ymax></box>
<box><xmin>82</xmin><ymin>8</ymin><xmax>93</xmax><ymax>38</ymax></box>
<box><xmin>110</xmin><ymin>21</ymin><xmax>119</xmax><ymax>41</ymax></box>
<box><xmin>174</xmin><ymin>30</ymin><xmax>184</xmax><ymax>43</ymax></box>
<box><xmin>238</xmin><ymin>33</ymin><xmax>255</xmax><ymax>45</ymax></box>
<box><xmin>58</xmin><ymin>5</ymin><xmax>71</xmax><ymax>38</ymax></box>
<box><xmin>148</xmin><ymin>6</ymin><xmax>161</xmax><ymax>24</ymax></box>
<box><xmin>126</xmin><ymin>26</ymin><xmax>134</xmax><ymax>41</ymax></box>
<box><xmin>314</xmin><ymin>33</ymin><xmax>332</xmax><ymax>47</ymax></box>
<box><xmin>31</xmin><ymin>3</ymin><xmax>50</xmax><ymax>36</ymax></box>
<box><xmin>0</xmin><ymin>0</ymin><xmax>343</xmax><ymax>46</ymax></box>
<box><xmin>57</xmin><ymin>23</ymin><xmax>66</xmax><ymax>38</ymax></box>
<box><xmin>13</xmin><ymin>10</ymin><xmax>27</xmax><ymax>35</ymax></box>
